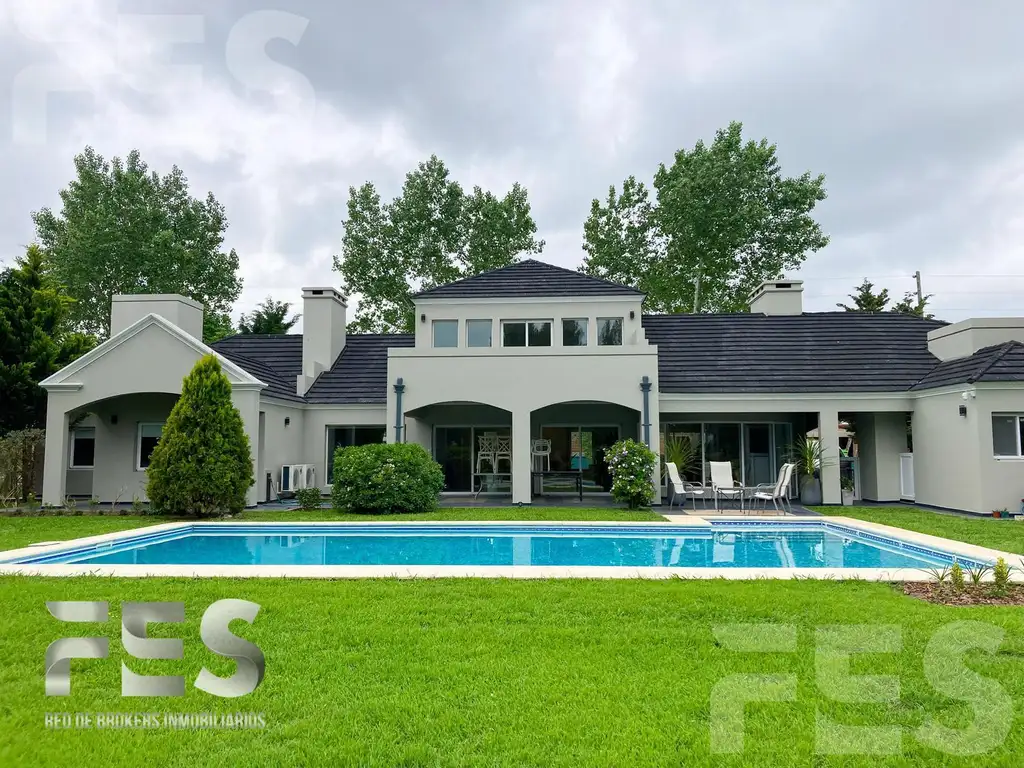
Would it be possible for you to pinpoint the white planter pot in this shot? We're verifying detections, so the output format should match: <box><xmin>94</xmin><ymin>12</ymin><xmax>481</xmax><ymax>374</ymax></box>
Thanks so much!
<box><xmin>841</xmin><ymin>490</ymin><xmax>854</xmax><ymax>506</ymax></box>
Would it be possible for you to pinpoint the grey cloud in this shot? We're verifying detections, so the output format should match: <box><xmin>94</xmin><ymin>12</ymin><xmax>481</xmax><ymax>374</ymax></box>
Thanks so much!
<box><xmin>1</xmin><ymin>0</ymin><xmax>1023</xmax><ymax>321</ymax></box>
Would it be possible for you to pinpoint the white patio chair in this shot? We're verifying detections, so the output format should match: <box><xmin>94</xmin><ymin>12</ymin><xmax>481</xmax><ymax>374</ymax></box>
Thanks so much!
<box><xmin>666</xmin><ymin>462</ymin><xmax>707</xmax><ymax>510</ymax></box>
<box><xmin>709</xmin><ymin>461</ymin><xmax>743</xmax><ymax>511</ymax></box>
<box><xmin>752</xmin><ymin>463</ymin><xmax>795</xmax><ymax>514</ymax></box>
<box><xmin>475</xmin><ymin>432</ymin><xmax>498</xmax><ymax>474</ymax></box>
<box><xmin>494</xmin><ymin>434</ymin><xmax>512</xmax><ymax>473</ymax></box>
<box><xmin>531</xmin><ymin>438</ymin><xmax>551</xmax><ymax>471</ymax></box>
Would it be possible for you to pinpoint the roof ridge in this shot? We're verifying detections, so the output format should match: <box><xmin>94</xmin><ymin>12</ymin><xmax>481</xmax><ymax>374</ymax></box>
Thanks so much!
<box><xmin>413</xmin><ymin>258</ymin><xmax>643</xmax><ymax>299</ymax></box>
<box><xmin>967</xmin><ymin>340</ymin><xmax>1022</xmax><ymax>383</ymax></box>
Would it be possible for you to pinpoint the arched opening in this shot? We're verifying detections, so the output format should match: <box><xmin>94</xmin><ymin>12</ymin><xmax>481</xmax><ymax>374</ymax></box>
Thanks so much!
<box><xmin>405</xmin><ymin>401</ymin><xmax>513</xmax><ymax>495</ymax></box>
<box><xmin>531</xmin><ymin>401</ymin><xmax>641</xmax><ymax>498</ymax></box>
<box><xmin>60</xmin><ymin>392</ymin><xmax>180</xmax><ymax>503</ymax></box>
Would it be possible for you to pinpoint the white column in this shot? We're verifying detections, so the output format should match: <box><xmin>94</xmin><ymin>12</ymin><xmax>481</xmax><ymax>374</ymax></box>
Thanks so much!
<box><xmin>232</xmin><ymin>389</ymin><xmax>261</xmax><ymax>507</ymax></box>
<box><xmin>512</xmin><ymin>409</ymin><xmax>532</xmax><ymax>504</ymax></box>
<box><xmin>648</xmin><ymin>394</ymin><xmax>662</xmax><ymax>506</ymax></box>
<box><xmin>42</xmin><ymin>402</ymin><xmax>70</xmax><ymax>507</ymax></box>
<box><xmin>818</xmin><ymin>409</ymin><xmax>841</xmax><ymax>505</ymax></box>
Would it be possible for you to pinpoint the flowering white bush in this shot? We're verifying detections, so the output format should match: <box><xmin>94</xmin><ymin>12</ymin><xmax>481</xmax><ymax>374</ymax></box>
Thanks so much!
<box><xmin>604</xmin><ymin>438</ymin><xmax>657</xmax><ymax>509</ymax></box>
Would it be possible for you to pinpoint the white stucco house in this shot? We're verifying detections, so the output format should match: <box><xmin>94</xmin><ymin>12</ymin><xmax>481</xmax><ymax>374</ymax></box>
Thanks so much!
<box><xmin>39</xmin><ymin>260</ymin><xmax>1024</xmax><ymax>515</ymax></box>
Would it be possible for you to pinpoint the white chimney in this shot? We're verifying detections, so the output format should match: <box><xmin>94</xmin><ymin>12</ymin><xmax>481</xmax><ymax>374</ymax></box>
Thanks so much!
<box><xmin>749</xmin><ymin>280</ymin><xmax>804</xmax><ymax>316</ymax></box>
<box><xmin>927</xmin><ymin>318</ymin><xmax>1024</xmax><ymax>361</ymax></box>
<box><xmin>110</xmin><ymin>294</ymin><xmax>204</xmax><ymax>339</ymax></box>
<box><xmin>297</xmin><ymin>287</ymin><xmax>347</xmax><ymax>396</ymax></box>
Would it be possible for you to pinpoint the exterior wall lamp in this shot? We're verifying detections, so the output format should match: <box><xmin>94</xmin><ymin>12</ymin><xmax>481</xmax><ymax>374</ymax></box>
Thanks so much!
<box><xmin>420</xmin><ymin>313</ymin><xmax>426</xmax><ymax>323</ymax></box>
<box><xmin>959</xmin><ymin>404</ymin><xmax>967</xmax><ymax>417</ymax></box>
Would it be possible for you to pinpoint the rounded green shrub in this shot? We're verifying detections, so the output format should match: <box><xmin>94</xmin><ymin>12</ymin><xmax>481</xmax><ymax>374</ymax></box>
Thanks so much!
<box><xmin>146</xmin><ymin>355</ymin><xmax>254</xmax><ymax>517</ymax></box>
<box><xmin>331</xmin><ymin>442</ymin><xmax>444</xmax><ymax>515</ymax></box>
<box><xmin>605</xmin><ymin>438</ymin><xmax>657</xmax><ymax>509</ymax></box>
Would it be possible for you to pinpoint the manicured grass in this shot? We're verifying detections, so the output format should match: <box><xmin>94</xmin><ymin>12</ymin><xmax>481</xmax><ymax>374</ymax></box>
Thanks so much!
<box><xmin>1</xmin><ymin>576</ymin><xmax>1022</xmax><ymax>766</ymax></box>
<box><xmin>822</xmin><ymin>506</ymin><xmax>1024</xmax><ymax>555</ymax></box>
<box><xmin>0</xmin><ymin>507</ymin><xmax>662</xmax><ymax>552</ymax></box>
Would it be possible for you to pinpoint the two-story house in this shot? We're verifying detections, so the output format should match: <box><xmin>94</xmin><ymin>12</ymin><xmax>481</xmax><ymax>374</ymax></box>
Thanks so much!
<box><xmin>39</xmin><ymin>260</ymin><xmax>1024</xmax><ymax>515</ymax></box>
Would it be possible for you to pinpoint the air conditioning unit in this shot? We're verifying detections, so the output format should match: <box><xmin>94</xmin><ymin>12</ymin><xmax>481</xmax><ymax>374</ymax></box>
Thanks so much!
<box><xmin>280</xmin><ymin>464</ymin><xmax>309</xmax><ymax>493</ymax></box>
<box><xmin>303</xmin><ymin>465</ymin><xmax>316</xmax><ymax>489</ymax></box>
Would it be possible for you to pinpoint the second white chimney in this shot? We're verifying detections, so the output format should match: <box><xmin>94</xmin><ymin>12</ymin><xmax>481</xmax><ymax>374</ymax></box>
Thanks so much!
<box><xmin>297</xmin><ymin>287</ymin><xmax>347</xmax><ymax>395</ymax></box>
<box><xmin>749</xmin><ymin>280</ymin><xmax>804</xmax><ymax>316</ymax></box>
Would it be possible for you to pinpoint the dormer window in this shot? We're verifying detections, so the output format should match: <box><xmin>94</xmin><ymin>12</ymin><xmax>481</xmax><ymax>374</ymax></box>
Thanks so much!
<box><xmin>467</xmin><ymin>319</ymin><xmax>492</xmax><ymax>348</ymax></box>
<box><xmin>597</xmin><ymin>318</ymin><xmax>623</xmax><ymax>346</ymax></box>
<box><xmin>432</xmin><ymin>320</ymin><xmax>458</xmax><ymax>348</ymax></box>
<box><xmin>562</xmin><ymin>319</ymin><xmax>588</xmax><ymax>346</ymax></box>
<box><xmin>502</xmin><ymin>320</ymin><xmax>551</xmax><ymax>347</ymax></box>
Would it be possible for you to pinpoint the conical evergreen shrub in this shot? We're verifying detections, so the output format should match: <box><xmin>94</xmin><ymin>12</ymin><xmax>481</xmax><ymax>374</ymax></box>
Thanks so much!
<box><xmin>146</xmin><ymin>354</ymin><xmax>253</xmax><ymax>517</ymax></box>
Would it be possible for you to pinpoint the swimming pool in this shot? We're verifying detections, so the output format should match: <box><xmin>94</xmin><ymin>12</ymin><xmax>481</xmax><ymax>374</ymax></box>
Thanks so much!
<box><xmin>0</xmin><ymin>520</ymin><xmax>994</xmax><ymax>573</ymax></box>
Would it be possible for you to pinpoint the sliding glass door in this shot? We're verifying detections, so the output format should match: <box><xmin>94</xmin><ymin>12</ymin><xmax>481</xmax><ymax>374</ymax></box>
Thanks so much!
<box><xmin>434</xmin><ymin>426</ymin><xmax>513</xmax><ymax>493</ymax></box>
<box><xmin>743</xmin><ymin>424</ymin><xmax>773</xmax><ymax>486</ymax></box>
<box><xmin>435</xmin><ymin>427</ymin><xmax>473</xmax><ymax>492</ymax></box>
<box><xmin>662</xmin><ymin>421</ymin><xmax>794</xmax><ymax>488</ymax></box>
<box><xmin>540</xmin><ymin>425</ymin><xmax>619</xmax><ymax>492</ymax></box>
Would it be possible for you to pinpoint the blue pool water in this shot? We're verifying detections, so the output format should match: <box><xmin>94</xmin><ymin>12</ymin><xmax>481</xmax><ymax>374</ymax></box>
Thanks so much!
<box><xmin>4</xmin><ymin>523</ymin><xmax>985</xmax><ymax>569</ymax></box>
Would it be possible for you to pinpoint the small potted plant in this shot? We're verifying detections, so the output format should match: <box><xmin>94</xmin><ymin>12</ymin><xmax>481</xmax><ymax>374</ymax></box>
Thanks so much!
<box><xmin>993</xmin><ymin>508</ymin><xmax>1009</xmax><ymax>519</ymax></box>
<box><xmin>840</xmin><ymin>476</ymin><xmax>855</xmax><ymax>506</ymax></box>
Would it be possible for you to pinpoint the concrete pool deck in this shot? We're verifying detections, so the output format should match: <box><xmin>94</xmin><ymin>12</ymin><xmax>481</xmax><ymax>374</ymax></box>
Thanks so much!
<box><xmin>0</xmin><ymin>517</ymin><xmax>1022</xmax><ymax>581</ymax></box>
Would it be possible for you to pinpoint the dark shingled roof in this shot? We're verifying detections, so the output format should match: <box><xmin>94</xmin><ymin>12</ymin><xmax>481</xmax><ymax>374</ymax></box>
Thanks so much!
<box><xmin>413</xmin><ymin>259</ymin><xmax>644</xmax><ymax>299</ymax></box>
<box><xmin>209</xmin><ymin>315</ymin><xmax>1023</xmax><ymax>404</ymax></box>
<box><xmin>642</xmin><ymin>312</ymin><xmax>947</xmax><ymax>394</ymax></box>
<box><xmin>305</xmin><ymin>334</ymin><xmax>415</xmax><ymax>404</ymax></box>
<box><xmin>211</xmin><ymin>334</ymin><xmax>304</xmax><ymax>402</ymax></box>
<box><xmin>910</xmin><ymin>341</ymin><xmax>1024</xmax><ymax>391</ymax></box>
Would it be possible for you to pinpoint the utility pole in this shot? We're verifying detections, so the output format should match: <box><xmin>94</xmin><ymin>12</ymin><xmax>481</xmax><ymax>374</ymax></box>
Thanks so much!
<box><xmin>914</xmin><ymin>270</ymin><xmax>923</xmax><ymax>304</ymax></box>
<box><xmin>693</xmin><ymin>264</ymin><xmax>702</xmax><ymax>314</ymax></box>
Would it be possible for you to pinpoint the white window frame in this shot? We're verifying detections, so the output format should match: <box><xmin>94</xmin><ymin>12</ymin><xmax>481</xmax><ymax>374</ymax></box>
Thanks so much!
<box><xmin>561</xmin><ymin>318</ymin><xmax>588</xmax><ymax>347</ymax></box>
<box><xmin>432</xmin><ymin>319</ymin><xmax>459</xmax><ymax>348</ymax></box>
<box><xmin>136</xmin><ymin>422</ymin><xmax>164</xmax><ymax>471</ymax></box>
<box><xmin>992</xmin><ymin>414</ymin><xmax>1024</xmax><ymax>458</ymax></box>
<box><xmin>69</xmin><ymin>427</ymin><xmax>95</xmax><ymax>469</ymax></box>
<box><xmin>466</xmin><ymin>319</ymin><xmax>493</xmax><ymax>348</ymax></box>
<box><xmin>597</xmin><ymin>317</ymin><xmax>624</xmax><ymax>346</ymax></box>
<box><xmin>501</xmin><ymin>319</ymin><xmax>553</xmax><ymax>348</ymax></box>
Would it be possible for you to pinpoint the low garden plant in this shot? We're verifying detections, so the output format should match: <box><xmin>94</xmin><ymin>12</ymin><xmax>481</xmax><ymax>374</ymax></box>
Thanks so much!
<box><xmin>146</xmin><ymin>355</ymin><xmax>254</xmax><ymax>517</ymax></box>
<box><xmin>294</xmin><ymin>487</ymin><xmax>324</xmax><ymax>511</ymax></box>
<box><xmin>331</xmin><ymin>442</ymin><xmax>444</xmax><ymax>515</ymax></box>
<box><xmin>605</xmin><ymin>438</ymin><xmax>657</xmax><ymax>509</ymax></box>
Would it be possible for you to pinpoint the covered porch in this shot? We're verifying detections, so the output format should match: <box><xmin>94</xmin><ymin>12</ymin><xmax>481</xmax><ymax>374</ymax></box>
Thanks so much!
<box><xmin>658</xmin><ymin>404</ymin><xmax>912</xmax><ymax>510</ymax></box>
<box><xmin>403</xmin><ymin>400</ymin><xmax>644</xmax><ymax>504</ymax></box>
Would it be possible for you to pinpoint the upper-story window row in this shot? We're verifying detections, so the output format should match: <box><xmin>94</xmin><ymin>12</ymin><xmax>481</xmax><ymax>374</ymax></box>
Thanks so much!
<box><xmin>429</xmin><ymin>316</ymin><xmax>625</xmax><ymax>348</ymax></box>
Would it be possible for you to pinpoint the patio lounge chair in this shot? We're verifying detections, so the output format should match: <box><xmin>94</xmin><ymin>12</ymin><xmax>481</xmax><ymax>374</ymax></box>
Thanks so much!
<box><xmin>752</xmin><ymin>463</ymin><xmax>795</xmax><ymax>514</ymax></box>
<box><xmin>665</xmin><ymin>462</ymin><xmax>707</xmax><ymax>509</ymax></box>
<box><xmin>709</xmin><ymin>461</ymin><xmax>744</xmax><ymax>511</ymax></box>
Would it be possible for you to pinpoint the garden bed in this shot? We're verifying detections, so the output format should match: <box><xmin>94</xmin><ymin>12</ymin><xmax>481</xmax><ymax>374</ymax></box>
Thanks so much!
<box><xmin>902</xmin><ymin>582</ymin><xmax>1024</xmax><ymax>606</ymax></box>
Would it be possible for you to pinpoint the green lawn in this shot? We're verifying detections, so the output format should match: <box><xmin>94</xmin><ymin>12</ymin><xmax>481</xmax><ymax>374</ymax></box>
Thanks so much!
<box><xmin>0</xmin><ymin>507</ymin><xmax>662</xmax><ymax>553</ymax></box>
<box><xmin>823</xmin><ymin>506</ymin><xmax>1024</xmax><ymax>556</ymax></box>
<box><xmin>3</xmin><ymin>506</ymin><xmax>1024</xmax><ymax>766</ymax></box>
<box><xmin>1</xmin><ymin>576</ymin><xmax>1022</xmax><ymax>767</ymax></box>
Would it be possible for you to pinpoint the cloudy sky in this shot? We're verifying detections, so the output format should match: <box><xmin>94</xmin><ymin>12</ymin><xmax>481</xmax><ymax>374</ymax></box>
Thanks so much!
<box><xmin>1</xmin><ymin>0</ymin><xmax>1022</xmax><ymax>327</ymax></box>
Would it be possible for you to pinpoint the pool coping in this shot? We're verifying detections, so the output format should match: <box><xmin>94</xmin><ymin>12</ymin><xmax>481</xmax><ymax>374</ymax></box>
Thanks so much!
<box><xmin>0</xmin><ymin>517</ymin><xmax>1021</xmax><ymax>580</ymax></box>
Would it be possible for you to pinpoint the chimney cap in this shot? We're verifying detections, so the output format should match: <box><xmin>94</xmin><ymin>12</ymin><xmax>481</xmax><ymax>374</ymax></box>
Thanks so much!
<box><xmin>301</xmin><ymin>286</ymin><xmax>347</xmax><ymax>304</ymax></box>
<box><xmin>749</xmin><ymin>280</ymin><xmax>803</xmax><ymax>300</ymax></box>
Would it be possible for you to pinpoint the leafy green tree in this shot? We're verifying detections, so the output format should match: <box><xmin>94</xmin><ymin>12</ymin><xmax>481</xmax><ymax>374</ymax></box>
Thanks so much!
<box><xmin>336</xmin><ymin>155</ymin><xmax>545</xmax><ymax>333</ymax></box>
<box><xmin>32</xmin><ymin>147</ymin><xmax>243</xmax><ymax>341</ymax></box>
<box><xmin>891</xmin><ymin>291</ymin><xmax>935</xmax><ymax>319</ymax></box>
<box><xmin>0</xmin><ymin>245</ymin><xmax>95</xmax><ymax>433</ymax></box>
<box><xmin>838</xmin><ymin>279</ymin><xmax>936</xmax><ymax>319</ymax></box>
<box><xmin>146</xmin><ymin>355</ymin><xmax>253</xmax><ymax>517</ymax></box>
<box><xmin>202</xmin><ymin>311</ymin><xmax>236</xmax><ymax>343</ymax></box>
<box><xmin>581</xmin><ymin>122</ymin><xmax>828</xmax><ymax>313</ymax></box>
<box><xmin>837</xmin><ymin>279</ymin><xmax>890</xmax><ymax>312</ymax></box>
<box><xmin>238</xmin><ymin>297</ymin><xmax>300</xmax><ymax>335</ymax></box>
